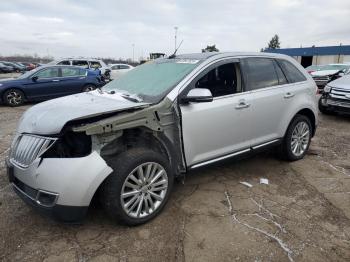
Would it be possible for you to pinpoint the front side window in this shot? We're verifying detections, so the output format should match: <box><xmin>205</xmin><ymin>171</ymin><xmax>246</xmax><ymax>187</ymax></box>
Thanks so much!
<box><xmin>194</xmin><ymin>63</ymin><xmax>240</xmax><ymax>97</ymax></box>
<box><xmin>277</xmin><ymin>59</ymin><xmax>307</xmax><ymax>83</ymax></box>
<box><xmin>111</xmin><ymin>65</ymin><xmax>119</xmax><ymax>70</ymax></box>
<box><xmin>103</xmin><ymin>59</ymin><xmax>200</xmax><ymax>103</ymax></box>
<box><xmin>35</xmin><ymin>68</ymin><xmax>59</xmax><ymax>79</ymax></box>
<box><xmin>90</xmin><ymin>61</ymin><xmax>102</xmax><ymax>68</ymax></box>
<box><xmin>61</xmin><ymin>67</ymin><xmax>82</xmax><ymax>77</ymax></box>
<box><xmin>241</xmin><ymin>58</ymin><xmax>279</xmax><ymax>91</ymax></box>
<box><xmin>72</xmin><ymin>60</ymin><xmax>89</xmax><ymax>68</ymax></box>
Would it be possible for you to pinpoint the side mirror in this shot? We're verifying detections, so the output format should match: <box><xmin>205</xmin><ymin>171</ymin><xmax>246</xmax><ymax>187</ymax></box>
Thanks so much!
<box><xmin>181</xmin><ymin>88</ymin><xmax>213</xmax><ymax>103</ymax></box>
<box><xmin>31</xmin><ymin>76</ymin><xmax>38</xmax><ymax>82</ymax></box>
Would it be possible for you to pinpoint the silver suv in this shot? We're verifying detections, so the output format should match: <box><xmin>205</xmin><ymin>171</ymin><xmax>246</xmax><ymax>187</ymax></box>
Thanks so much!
<box><xmin>6</xmin><ymin>52</ymin><xmax>318</xmax><ymax>225</ymax></box>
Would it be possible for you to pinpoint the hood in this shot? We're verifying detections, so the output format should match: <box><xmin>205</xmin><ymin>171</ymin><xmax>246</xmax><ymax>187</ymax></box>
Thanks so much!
<box><xmin>17</xmin><ymin>91</ymin><xmax>150</xmax><ymax>135</ymax></box>
<box><xmin>311</xmin><ymin>70</ymin><xmax>340</xmax><ymax>77</ymax></box>
<box><xmin>328</xmin><ymin>75</ymin><xmax>350</xmax><ymax>90</ymax></box>
<box><xmin>0</xmin><ymin>77</ymin><xmax>17</xmax><ymax>83</ymax></box>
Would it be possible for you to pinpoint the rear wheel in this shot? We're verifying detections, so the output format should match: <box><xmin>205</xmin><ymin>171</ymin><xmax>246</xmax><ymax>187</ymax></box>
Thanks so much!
<box><xmin>280</xmin><ymin>114</ymin><xmax>312</xmax><ymax>161</ymax></box>
<box><xmin>82</xmin><ymin>84</ymin><xmax>96</xmax><ymax>92</ymax></box>
<box><xmin>100</xmin><ymin>148</ymin><xmax>173</xmax><ymax>225</ymax></box>
<box><xmin>3</xmin><ymin>88</ymin><xmax>25</xmax><ymax>106</ymax></box>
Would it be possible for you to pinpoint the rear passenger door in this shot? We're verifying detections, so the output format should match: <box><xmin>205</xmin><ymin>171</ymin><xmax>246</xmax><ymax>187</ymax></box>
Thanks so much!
<box><xmin>58</xmin><ymin>67</ymin><xmax>87</xmax><ymax>95</ymax></box>
<box><xmin>240</xmin><ymin>57</ymin><xmax>290</xmax><ymax>146</ymax></box>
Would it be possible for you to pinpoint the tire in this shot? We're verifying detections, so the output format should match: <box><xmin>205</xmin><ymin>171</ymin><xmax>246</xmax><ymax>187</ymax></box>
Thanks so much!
<box><xmin>3</xmin><ymin>88</ymin><xmax>25</xmax><ymax>106</ymax></box>
<box><xmin>82</xmin><ymin>84</ymin><xmax>96</xmax><ymax>92</ymax></box>
<box><xmin>100</xmin><ymin>148</ymin><xmax>173</xmax><ymax>226</ymax></box>
<box><xmin>318</xmin><ymin>97</ymin><xmax>334</xmax><ymax>115</ymax></box>
<box><xmin>279</xmin><ymin>114</ymin><xmax>312</xmax><ymax>161</ymax></box>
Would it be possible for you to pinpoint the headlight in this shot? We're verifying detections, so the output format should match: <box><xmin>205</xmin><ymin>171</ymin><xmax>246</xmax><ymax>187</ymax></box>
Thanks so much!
<box><xmin>323</xmin><ymin>85</ymin><xmax>331</xmax><ymax>93</ymax></box>
<box><xmin>0</xmin><ymin>83</ymin><xmax>3</xmax><ymax>87</ymax></box>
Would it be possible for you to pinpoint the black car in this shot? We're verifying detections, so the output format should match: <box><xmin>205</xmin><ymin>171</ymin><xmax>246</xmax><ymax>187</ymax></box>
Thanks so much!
<box><xmin>0</xmin><ymin>62</ymin><xmax>14</xmax><ymax>73</ymax></box>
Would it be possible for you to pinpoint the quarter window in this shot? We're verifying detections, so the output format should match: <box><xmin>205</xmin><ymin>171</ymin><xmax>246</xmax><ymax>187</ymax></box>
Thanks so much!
<box><xmin>72</xmin><ymin>60</ymin><xmax>89</xmax><ymax>68</ymax></box>
<box><xmin>35</xmin><ymin>68</ymin><xmax>59</xmax><ymax>79</ymax></box>
<box><xmin>277</xmin><ymin>59</ymin><xmax>307</xmax><ymax>83</ymax></box>
<box><xmin>241</xmin><ymin>58</ymin><xmax>279</xmax><ymax>91</ymax></box>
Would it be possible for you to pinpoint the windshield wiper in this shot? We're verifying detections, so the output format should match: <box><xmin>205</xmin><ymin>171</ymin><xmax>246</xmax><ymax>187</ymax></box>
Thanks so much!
<box><xmin>119</xmin><ymin>93</ymin><xmax>143</xmax><ymax>103</ymax></box>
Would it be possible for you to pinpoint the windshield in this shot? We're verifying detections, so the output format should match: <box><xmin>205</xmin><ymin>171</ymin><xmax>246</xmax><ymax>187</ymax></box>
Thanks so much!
<box><xmin>103</xmin><ymin>58</ymin><xmax>200</xmax><ymax>103</ymax></box>
<box><xmin>322</xmin><ymin>64</ymin><xmax>350</xmax><ymax>71</ymax></box>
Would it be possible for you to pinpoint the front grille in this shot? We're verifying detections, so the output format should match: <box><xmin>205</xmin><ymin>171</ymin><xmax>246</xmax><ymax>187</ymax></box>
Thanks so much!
<box><xmin>10</xmin><ymin>134</ymin><xmax>56</xmax><ymax>168</ymax></box>
<box><xmin>330</xmin><ymin>87</ymin><xmax>350</xmax><ymax>100</ymax></box>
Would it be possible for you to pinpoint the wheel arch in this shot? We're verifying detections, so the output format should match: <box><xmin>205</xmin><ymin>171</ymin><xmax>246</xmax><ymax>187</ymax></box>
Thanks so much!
<box><xmin>1</xmin><ymin>87</ymin><xmax>27</xmax><ymax>101</ymax></box>
<box><xmin>295</xmin><ymin>108</ymin><xmax>316</xmax><ymax>137</ymax></box>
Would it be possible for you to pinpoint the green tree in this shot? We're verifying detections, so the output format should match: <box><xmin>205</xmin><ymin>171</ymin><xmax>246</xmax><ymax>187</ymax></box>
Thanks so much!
<box><xmin>267</xmin><ymin>34</ymin><xmax>281</xmax><ymax>49</ymax></box>
<box><xmin>201</xmin><ymin>45</ymin><xmax>219</xmax><ymax>53</ymax></box>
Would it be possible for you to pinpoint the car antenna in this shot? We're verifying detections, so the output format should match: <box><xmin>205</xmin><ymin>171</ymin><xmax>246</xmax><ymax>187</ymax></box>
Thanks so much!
<box><xmin>169</xmin><ymin>40</ymin><xmax>184</xmax><ymax>59</ymax></box>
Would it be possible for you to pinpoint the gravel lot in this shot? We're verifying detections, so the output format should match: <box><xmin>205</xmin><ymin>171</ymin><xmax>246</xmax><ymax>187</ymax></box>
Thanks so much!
<box><xmin>0</xmin><ymin>103</ymin><xmax>349</xmax><ymax>262</ymax></box>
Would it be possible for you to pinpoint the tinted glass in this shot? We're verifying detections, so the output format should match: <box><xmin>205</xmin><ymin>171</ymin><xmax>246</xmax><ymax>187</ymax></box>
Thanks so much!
<box><xmin>278</xmin><ymin>60</ymin><xmax>307</xmax><ymax>83</ymax></box>
<box><xmin>241</xmin><ymin>58</ymin><xmax>279</xmax><ymax>91</ymax></box>
<box><xmin>35</xmin><ymin>68</ymin><xmax>59</xmax><ymax>78</ymax></box>
<box><xmin>72</xmin><ymin>60</ymin><xmax>89</xmax><ymax>68</ymax></box>
<box><xmin>273</xmin><ymin>60</ymin><xmax>288</xmax><ymax>85</ymax></box>
<box><xmin>58</xmin><ymin>60</ymin><xmax>70</xmax><ymax>65</ymax></box>
<box><xmin>111</xmin><ymin>65</ymin><xmax>119</xmax><ymax>70</ymax></box>
<box><xmin>62</xmin><ymin>67</ymin><xmax>82</xmax><ymax>77</ymax></box>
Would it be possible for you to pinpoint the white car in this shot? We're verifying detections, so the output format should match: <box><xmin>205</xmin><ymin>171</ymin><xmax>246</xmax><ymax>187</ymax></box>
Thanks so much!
<box><xmin>50</xmin><ymin>58</ymin><xmax>111</xmax><ymax>80</ymax></box>
<box><xmin>109</xmin><ymin>64</ymin><xmax>134</xmax><ymax>80</ymax></box>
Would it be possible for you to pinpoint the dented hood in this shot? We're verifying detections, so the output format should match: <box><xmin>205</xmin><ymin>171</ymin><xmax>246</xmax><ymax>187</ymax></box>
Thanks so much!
<box><xmin>17</xmin><ymin>91</ymin><xmax>149</xmax><ymax>135</ymax></box>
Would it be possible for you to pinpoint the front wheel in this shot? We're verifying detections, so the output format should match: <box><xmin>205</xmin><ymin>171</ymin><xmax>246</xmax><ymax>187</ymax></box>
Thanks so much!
<box><xmin>280</xmin><ymin>115</ymin><xmax>312</xmax><ymax>161</ymax></box>
<box><xmin>100</xmin><ymin>148</ymin><xmax>173</xmax><ymax>225</ymax></box>
<box><xmin>3</xmin><ymin>88</ymin><xmax>25</xmax><ymax>106</ymax></box>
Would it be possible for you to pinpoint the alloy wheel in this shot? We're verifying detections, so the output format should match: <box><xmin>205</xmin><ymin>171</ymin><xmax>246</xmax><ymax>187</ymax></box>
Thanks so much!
<box><xmin>291</xmin><ymin>121</ymin><xmax>310</xmax><ymax>157</ymax></box>
<box><xmin>121</xmin><ymin>162</ymin><xmax>168</xmax><ymax>218</ymax></box>
<box><xmin>6</xmin><ymin>91</ymin><xmax>23</xmax><ymax>105</ymax></box>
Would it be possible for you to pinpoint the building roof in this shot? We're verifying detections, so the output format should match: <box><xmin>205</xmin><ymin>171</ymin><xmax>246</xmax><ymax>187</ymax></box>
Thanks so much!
<box><xmin>265</xmin><ymin>45</ymin><xmax>350</xmax><ymax>56</ymax></box>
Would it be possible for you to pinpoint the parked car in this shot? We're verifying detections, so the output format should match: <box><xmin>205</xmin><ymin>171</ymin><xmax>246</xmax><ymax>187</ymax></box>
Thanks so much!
<box><xmin>0</xmin><ymin>61</ymin><xmax>26</xmax><ymax>73</ymax></box>
<box><xmin>109</xmin><ymin>63</ymin><xmax>134</xmax><ymax>79</ymax></box>
<box><xmin>0</xmin><ymin>62</ymin><xmax>14</xmax><ymax>73</ymax></box>
<box><xmin>305</xmin><ymin>65</ymin><xmax>324</xmax><ymax>74</ymax></box>
<box><xmin>50</xmin><ymin>58</ymin><xmax>111</xmax><ymax>80</ymax></box>
<box><xmin>311</xmin><ymin>64</ymin><xmax>350</xmax><ymax>89</ymax></box>
<box><xmin>12</xmin><ymin>62</ymin><xmax>27</xmax><ymax>71</ymax></box>
<box><xmin>0</xmin><ymin>65</ymin><xmax>103</xmax><ymax>106</ymax></box>
<box><xmin>20</xmin><ymin>62</ymin><xmax>36</xmax><ymax>71</ymax></box>
<box><xmin>6</xmin><ymin>52</ymin><xmax>317</xmax><ymax>224</ymax></box>
<box><xmin>319</xmin><ymin>74</ymin><xmax>350</xmax><ymax>114</ymax></box>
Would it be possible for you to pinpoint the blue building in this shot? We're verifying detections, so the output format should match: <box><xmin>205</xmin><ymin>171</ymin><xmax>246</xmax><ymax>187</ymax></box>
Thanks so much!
<box><xmin>264</xmin><ymin>45</ymin><xmax>350</xmax><ymax>68</ymax></box>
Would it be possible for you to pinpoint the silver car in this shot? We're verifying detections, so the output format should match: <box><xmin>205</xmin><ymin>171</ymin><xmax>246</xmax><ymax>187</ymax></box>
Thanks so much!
<box><xmin>6</xmin><ymin>52</ymin><xmax>318</xmax><ymax>225</ymax></box>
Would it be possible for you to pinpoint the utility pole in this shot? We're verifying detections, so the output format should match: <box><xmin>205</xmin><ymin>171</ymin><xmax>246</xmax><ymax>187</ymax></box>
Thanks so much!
<box><xmin>174</xmin><ymin>26</ymin><xmax>178</xmax><ymax>52</ymax></box>
<box><xmin>132</xmin><ymin>43</ymin><xmax>135</xmax><ymax>62</ymax></box>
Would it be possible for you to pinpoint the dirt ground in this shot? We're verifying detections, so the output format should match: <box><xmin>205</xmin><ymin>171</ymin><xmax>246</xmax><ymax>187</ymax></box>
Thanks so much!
<box><xmin>0</xmin><ymin>103</ymin><xmax>349</xmax><ymax>262</ymax></box>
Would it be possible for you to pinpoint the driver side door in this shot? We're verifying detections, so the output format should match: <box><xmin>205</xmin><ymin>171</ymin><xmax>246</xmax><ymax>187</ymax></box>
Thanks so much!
<box><xmin>179</xmin><ymin>59</ymin><xmax>253</xmax><ymax>167</ymax></box>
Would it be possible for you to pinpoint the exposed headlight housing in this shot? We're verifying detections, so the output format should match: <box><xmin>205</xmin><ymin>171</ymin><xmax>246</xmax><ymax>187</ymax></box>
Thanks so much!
<box><xmin>323</xmin><ymin>85</ymin><xmax>331</xmax><ymax>93</ymax></box>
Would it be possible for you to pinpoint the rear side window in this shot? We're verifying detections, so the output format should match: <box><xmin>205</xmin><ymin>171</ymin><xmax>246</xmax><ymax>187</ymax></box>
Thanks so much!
<box><xmin>277</xmin><ymin>59</ymin><xmax>307</xmax><ymax>83</ymax></box>
<box><xmin>72</xmin><ymin>60</ymin><xmax>89</xmax><ymax>68</ymax></box>
<box><xmin>61</xmin><ymin>67</ymin><xmax>82</xmax><ymax>77</ymax></box>
<box><xmin>241</xmin><ymin>58</ymin><xmax>279</xmax><ymax>91</ymax></box>
<box><xmin>58</xmin><ymin>60</ymin><xmax>70</xmax><ymax>65</ymax></box>
<box><xmin>273</xmin><ymin>60</ymin><xmax>288</xmax><ymax>85</ymax></box>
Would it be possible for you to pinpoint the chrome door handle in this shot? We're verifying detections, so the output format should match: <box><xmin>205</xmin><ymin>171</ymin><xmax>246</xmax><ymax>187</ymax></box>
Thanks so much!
<box><xmin>284</xmin><ymin>92</ymin><xmax>295</xmax><ymax>99</ymax></box>
<box><xmin>235</xmin><ymin>102</ymin><xmax>250</xmax><ymax>109</ymax></box>
<box><xmin>52</xmin><ymin>79</ymin><xmax>60</xmax><ymax>82</ymax></box>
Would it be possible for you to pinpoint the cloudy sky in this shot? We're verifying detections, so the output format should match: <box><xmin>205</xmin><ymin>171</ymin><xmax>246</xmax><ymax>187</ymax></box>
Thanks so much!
<box><xmin>1</xmin><ymin>0</ymin><xmax>350</xmax><ymax>60</ymax></box>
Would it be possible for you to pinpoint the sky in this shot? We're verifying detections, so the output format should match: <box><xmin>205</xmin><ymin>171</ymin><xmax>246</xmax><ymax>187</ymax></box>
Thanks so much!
<box><xmin>1</xmin><ymin>0</ymin><xmax>350</xmax><ymax>60</ymax></box>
